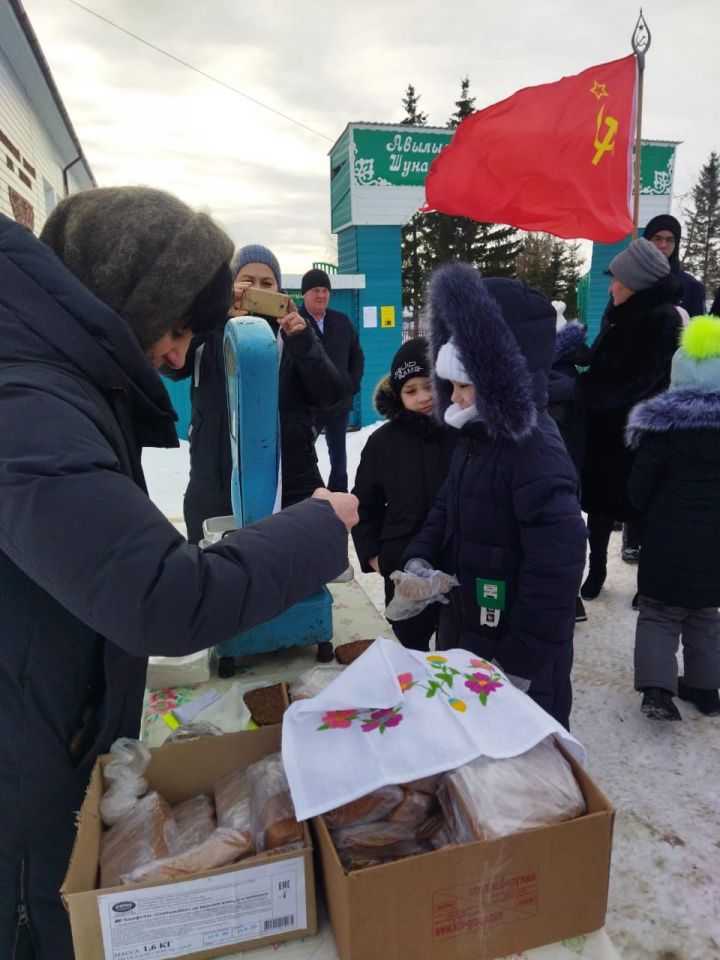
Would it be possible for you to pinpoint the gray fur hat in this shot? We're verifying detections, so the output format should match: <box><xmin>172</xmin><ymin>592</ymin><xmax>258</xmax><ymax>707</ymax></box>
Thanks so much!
<box><xmin>609</xmin><ymin>237</ymin><xmax>670</xmax><ymax>292</ymax></box>
<box><xmin>40</xmin><ymin>186</ymin><xmax>234</xmax><ymax>349</ymax></box>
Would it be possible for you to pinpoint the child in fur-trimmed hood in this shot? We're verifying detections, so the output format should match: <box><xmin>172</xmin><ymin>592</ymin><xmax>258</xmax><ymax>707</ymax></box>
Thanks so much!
<box><xmin>402</xmin><ymin>263</ymin><xmax>587</xmax><ymax>728</ymax></box>
<box><xmin>626</xmin><ymin>315</ymin><xmax>720</xmax><ymax>720</ymax></box>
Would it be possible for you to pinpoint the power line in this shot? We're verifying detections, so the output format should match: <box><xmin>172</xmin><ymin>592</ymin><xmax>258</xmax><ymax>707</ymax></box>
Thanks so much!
<box><xmin>66</xmin><ymin>0</ymin><xmax>333</xmax><ymax>142</ymax></box>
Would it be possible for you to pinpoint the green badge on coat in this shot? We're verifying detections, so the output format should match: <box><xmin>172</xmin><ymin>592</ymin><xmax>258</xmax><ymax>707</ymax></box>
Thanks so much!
<box><xmin>475</xmin><ymin>578</ymin><xmax>506</xmax><ymax>610</ymax></box>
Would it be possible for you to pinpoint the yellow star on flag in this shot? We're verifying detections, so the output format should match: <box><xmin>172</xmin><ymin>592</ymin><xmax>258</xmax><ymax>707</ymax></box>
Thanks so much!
<box><xmin>590</xmin><ymin>81</ymin><xmax>608</xmax><ymax>100</ymax></box>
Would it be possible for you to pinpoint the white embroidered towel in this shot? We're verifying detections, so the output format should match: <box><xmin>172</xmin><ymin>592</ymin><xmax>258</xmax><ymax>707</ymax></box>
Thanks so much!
<box><xmin>282</xmin><ymin>637</ymin><xmax>585</xmax><ymax>821</ymax></box>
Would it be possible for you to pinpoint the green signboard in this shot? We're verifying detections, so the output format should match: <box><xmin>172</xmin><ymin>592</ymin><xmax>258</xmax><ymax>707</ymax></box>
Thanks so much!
<box><xmin>352</xmin><ymin>128</ymin><xmax>452</xmax><ymax>187</ymax></box>
<box><xmin>639</xmin><ymin>143</ymin><xmax>675</xmax><ymax>195</ymax></box>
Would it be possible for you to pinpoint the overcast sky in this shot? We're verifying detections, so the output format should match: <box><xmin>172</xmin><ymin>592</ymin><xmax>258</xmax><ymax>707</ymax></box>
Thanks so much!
<box><xmin>22</xmin><ymin>0</ymin><xmax>719</xmax><ymax>274</ymax></box>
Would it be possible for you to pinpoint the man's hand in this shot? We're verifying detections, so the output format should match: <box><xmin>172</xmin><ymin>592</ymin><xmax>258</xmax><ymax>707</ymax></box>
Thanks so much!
<box><xmin>312</xmin><ymin>488</ymin><xmax>359</xmax><ymax>531</ymax></box>
<box><xmin>278</xmin><ymin>309</ymin><xmax>307</xmax><ymax>337</ymax></box>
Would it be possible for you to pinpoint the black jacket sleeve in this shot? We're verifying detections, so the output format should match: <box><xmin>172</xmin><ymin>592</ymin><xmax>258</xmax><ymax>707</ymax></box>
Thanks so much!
<box><xmin>351</xmin><ymin>435</ymin><xmax>386</xmax><ymax>572</ymax></box>
<box><xmin>283</xmin><ymin>325</ymin><xmax>344</xmax><ymax>409</ymax></box>
<box><xmin>628</xmin><ymin>434</ymin><xmax>670</xmax><ymax>513</ymax></box>
<box><xmin>0</xmin><ymin>385</ymin><xmax>348</xmax><ymax>658</ymax></box>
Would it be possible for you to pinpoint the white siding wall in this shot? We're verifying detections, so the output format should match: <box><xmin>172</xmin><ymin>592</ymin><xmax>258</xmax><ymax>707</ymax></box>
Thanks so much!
<box><xmin>0</xmin><ymin>45</ymin><xmax>70</xmax><ymax>234</ymax></box>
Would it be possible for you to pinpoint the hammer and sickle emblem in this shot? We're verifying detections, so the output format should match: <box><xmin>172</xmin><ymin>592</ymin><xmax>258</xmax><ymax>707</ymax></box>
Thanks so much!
<box><xmin>592</xmin><ymin>106</ymin><xmax>619</xmax><ymax>166</ymax></box>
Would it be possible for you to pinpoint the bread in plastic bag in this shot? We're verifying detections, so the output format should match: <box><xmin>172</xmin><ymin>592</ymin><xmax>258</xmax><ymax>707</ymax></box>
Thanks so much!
<box><xmin>439</xmin><ymin>737</ymin><xmax>587</xmax><ymax>844</ymax></box>
<box><xmin>332</xmin><ymin>821</ymin><xmax>429</xmax><ymax>867</ymax></box>
<box><xmin>386</xmin><ymin>787</ymin><xmax>436</xmax><ymax>829</ymax></box>
<box><xmin>289</xmin><ymin>664</ymin><xmax>345</xmax><ymax>701</ymax></box>
<box><xmin>246</xmin><ymin>753</ymin><xmax>304</xmax><ymax>852</ymax></box>
<box><xmin>214</xmin><ymin>768</ymin><xmax>253</xmax><ymax>839</ymax></box>
<box><xmin>166</xmin><ymin>721</ymin><xmax>223</xmax><ymax>742</ymax></box>
<box><xmin>100</xmin><ymin>792</ymin><xmax>178</xmax><ymax>887</ymax></box>
<box><xmin>323</xmin><ymin>785</ymin><xmax>404</xmax><ymax>829</ymax></box>
<box><xmin>121</xmin><ymin>827</ymin><xmax>254</xmax><ymax>884</ymax></box>
<box><xmin>385</xmin><ymin>565</ymin><xmax>458</xmax><ymax>621</ymax></box>
<box><xmin>173</xmin><ymin>794</ymin><xmax>217</xmax><ymax>850</ymax></box>
<box><xmin>100</xmin><ymin>738</ymin><xmax>151</xmax><ymax>827</ymax></box>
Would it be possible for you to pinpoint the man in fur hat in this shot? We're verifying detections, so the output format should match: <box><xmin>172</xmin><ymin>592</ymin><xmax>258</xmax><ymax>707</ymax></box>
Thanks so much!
<box><xmin>0</xmin><ymin>187</ymin><xmax>356</xmax><ymax>958</ymax></box>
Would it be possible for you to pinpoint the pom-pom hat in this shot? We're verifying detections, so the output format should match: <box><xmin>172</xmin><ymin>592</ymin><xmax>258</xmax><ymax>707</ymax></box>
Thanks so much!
<box><xmin>671</xmin><ymin>315</ymin><xmax>720</xmax><ymax>393</ymax></box>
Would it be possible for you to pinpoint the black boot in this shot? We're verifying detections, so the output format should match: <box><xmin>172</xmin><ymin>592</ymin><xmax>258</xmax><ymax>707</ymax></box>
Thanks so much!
<box><xmin>575</xmin><ymin>596</ymin><xmax>588</xmax><ymax>622</ymax></box>
<box><xmin>640</xmin><ymin>687</ymin><xmax>682</xmax><ymax>721</ymax></box>
<box><xmin>581</xmin><ymin>564</ymin><xmax>606</xmax><ymax>600</ymax></box>
<box><xmin>678</xmin><ymin>677</ymin><xmax>720</xmax><ymax>716</ymax></box>
<box><xmin>621</xmin><ymin>524</ymin><xmax>640</xmax><ymax>563</ymax></box>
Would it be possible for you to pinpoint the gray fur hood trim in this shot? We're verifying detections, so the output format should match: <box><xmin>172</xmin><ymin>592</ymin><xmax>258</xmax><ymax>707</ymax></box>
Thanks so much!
<box><xmin>626</xmin><ymin>388</ymin><xmax>720</xmax><ymax>448</ymax></box>
<box><xmin>554</xmin><ymin>321</ymin><xmax>587</xmax><ymax>362</ymax></box>
<box><xmin>427</xmin><ymin>263</ymin><xmax>546</xmax><ymax>442</ymax></box>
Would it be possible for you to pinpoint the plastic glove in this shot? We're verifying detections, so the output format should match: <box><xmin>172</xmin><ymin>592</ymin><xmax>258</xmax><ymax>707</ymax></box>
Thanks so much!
<box><xmin>385</xmin><ymin>565</ymin><xmax>459</xmax><ymax>621</ymax></box>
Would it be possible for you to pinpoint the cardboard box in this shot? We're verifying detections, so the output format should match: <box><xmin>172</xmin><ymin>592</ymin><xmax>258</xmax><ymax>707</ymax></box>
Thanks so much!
<box><xmin>314</xmin><ymin>753</ymin><xmax>614</xmax><ymax>960</ymax></box>
<box><xmin>63</xmin><ymin>727</ymin><xmax>316</xmax><ymax>960</ymax></box>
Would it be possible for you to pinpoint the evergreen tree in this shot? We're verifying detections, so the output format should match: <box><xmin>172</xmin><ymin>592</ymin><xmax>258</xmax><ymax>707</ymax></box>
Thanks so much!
<box><xmin>682</xmin><ymin>151</ymin><xmax>720</xmax><ymax>293</ymax></box>
<box><xmin>400</xmin><ymin>84</ymin><xmax>428</xmax><ymax>126</ymax></box>
<box><xmin>449</xmin><ymin>76</ymin><xmax>475</xmax><ymax>129</ymax></box>
<box><xmin>515</xmin><ymin>233</ymin><xmax>586</xmax><ymax>315</ymax></box>
<box><xmin>400</xmin><ymin>84</ymin><xmax>429</xmax><ymax>324</ymax></box>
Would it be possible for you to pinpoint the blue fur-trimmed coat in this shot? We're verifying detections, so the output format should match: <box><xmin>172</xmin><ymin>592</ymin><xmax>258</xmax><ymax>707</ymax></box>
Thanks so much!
<box><xmin>403</xmin><ymin>265</ymin><xmax>587</xmax><ymax>682</ymax></box>
<box><xmin>627</xmin><ymin>388</ymin><xmax>720</xmax><ymax>607</ymax></box>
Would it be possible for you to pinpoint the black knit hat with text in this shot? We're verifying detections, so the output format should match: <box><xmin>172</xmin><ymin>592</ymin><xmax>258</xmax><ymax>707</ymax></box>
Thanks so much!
<box><xmin>390</xmin><ymin>337</ymin><xmax>431</xmax><ymax>396</ymax></box>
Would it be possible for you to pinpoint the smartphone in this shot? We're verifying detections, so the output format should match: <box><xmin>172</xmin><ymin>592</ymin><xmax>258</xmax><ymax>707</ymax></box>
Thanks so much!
<box><xmin>240</xmin><ymin>287</ymin><xmax>292</xmax><ymax>319</ymax></box>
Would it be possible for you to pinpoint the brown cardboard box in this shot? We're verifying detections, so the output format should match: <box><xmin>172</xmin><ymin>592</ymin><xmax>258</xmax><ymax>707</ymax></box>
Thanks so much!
<box><xmin>63</xmin><ymin>727</ymin><xmax>316</xmax><ymax>960</ymax></box>
<box><xmin>314</xmin><ymin>753</ymin><xmax>614</xmax><ymax>960</ymax></box>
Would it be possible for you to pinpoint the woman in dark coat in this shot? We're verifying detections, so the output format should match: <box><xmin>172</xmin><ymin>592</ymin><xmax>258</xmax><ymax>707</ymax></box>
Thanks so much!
<box><xmin>352</xmin><ymin>338</ymin><xmax>456</xmax><ymax>649</ymax></box>
<box><xmin>0</xmin><ymin>191</ymin><xmax>351</xmax><ymax>958</ymax></box>
<box><xmin>403</xmin><ymin>266</ymin><xmax>587</xmax><ymax>728</ymax></box>
<box><xmin>174</xmin><ymin>245</ymin><xmax>344</xmax><ymax>543</ymax></box>
<box><xmin>578</xmin><ymin>238</ymin><xmax>682</xmax><ymax>600</ymax></box>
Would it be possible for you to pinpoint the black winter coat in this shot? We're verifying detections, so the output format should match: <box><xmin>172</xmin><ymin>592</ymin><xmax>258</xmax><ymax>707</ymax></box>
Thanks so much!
<box><xmin>177</xmin><ymin>316</ymin><xmax>343</xmax><ymax>505</ymax></box>
<box><xmin>404</xmin><ymin>269</ymin><xmax>587</xmax><ymax>683</ymax></box>
<box><xmin>577</xmin><ymin>275</ymin><xmax>681</xmax><ymax>520</ymax></box>
<box><xmin>0</xmin><ymin>215</ymin><xmax>347</xmax><ymax>957</ymax></box>
<box><xmin>351</xmin><ymin>377</ymin><xmax>456</xmax><ymax>577</ymax></box>
<box><xmin>301</xmin><ymin>306</ymin><xmax>364</xmax><ymax>416</ymax></box>
<box><xmin>626</xmin><ymin>388</ymin><xmax>720</xmax><ymax>608</ymax></box>
<box><xmin>547</xmin><ymin>321</ymin><xmax>591</xmax><ymax>471</ymax></box>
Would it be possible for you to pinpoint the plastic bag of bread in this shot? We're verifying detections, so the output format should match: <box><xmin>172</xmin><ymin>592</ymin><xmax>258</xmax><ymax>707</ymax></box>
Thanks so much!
<box><xmin>332</xmin><ymin>821</ymin><xmax>429</xmax><ymax>867</ymax></box>
<box><xmin>214</xmin><ymin>768</ymin><xmax>253</xmax><ymax>839</ymax></box>
<box><xmin>100</xmin><ymin>738</ymin><xmax>151</xmax><ymax>826</ymax></box>
<box><xmin>173</xmin><ymin>795</ymin><xmax>217</xmax><ymax>850</ymax></box>
<box><xmin>121</xmin><ymin>827</ymin><xmax>254</xmax><ymax>884</ymax></box>
<box><xmin>387</xmin><ymin>787</ymin><xmax>436</xmax><ymax>829</ymax></box>
<box><xmin>323</xmin><ymin>785</ymin><xmax>404</xmax><ymax>829</ymax></box>
<box><xmin>246</xmin><ymin>753</ymin><xmax>304</xmax><ymax>852</ymax></box>
<box><xmin>385</xmin><ymin>560</ymin><xmax>458</xmax><ymax>621</ymax></box>
<box><xmin>289</xmin><ymin>664</ymin><xmax>345</xmax><ymax>701</ymax></box>
<box><xmin>439</xmin><ymin>737</ymin><xmax>587</xmax><ymax>844</ymax></box>
<box><xmin>100</xmin><ymin>792</ymin><xmax>178</xmax><ymax>887</ymax></box>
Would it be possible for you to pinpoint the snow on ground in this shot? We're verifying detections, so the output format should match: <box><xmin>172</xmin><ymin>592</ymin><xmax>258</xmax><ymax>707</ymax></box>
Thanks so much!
<box><xmin>143</xmin><ymin>427</ymin><xmax>720</xmax><ymax>960</ymax></box>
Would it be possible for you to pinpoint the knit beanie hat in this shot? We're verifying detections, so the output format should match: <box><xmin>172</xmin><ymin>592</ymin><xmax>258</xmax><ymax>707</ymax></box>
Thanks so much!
<box><xmin>608</xmin><ymin>237</ymin><xmax>670</xmax><ymax>292</ymax></box>
<box><xmin>230</xmin><ymin>244</ymin><xmax>282</xmax><ymax>288</ymax></box>
<box><xmin>301</xmin><ymin>268</ymin><xmax>331</xmax><ymax>295</ymax></box>
<box><xmin>390</xmin><ymin>337</ymin><xmax>431</xmax><ymax>396</ymax></box>
<box><xmin>643</xmin><ymin>214</ymin><xmax>682</xmax><ymax>269</ymax></box>
<box><xmin>435</xmin><ymin>339</ymin><xmax>470</xmax><ymax>384</ymax></box>
<box><xmin>40</xmin><ymin>186</ymin><xmax>234</xmax><ymax>350</ymax></box>
<box><xmin>670</xmin><ymin>315</ymin><xmax>720</xmax><ymax>393</ymax></box>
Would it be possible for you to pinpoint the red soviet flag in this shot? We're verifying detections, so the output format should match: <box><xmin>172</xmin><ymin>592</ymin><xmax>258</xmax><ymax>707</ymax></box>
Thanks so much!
<box><xmin>424</xmin><ymin>55</ymin><xmax>637</xmax><ymax>242</ymax></box>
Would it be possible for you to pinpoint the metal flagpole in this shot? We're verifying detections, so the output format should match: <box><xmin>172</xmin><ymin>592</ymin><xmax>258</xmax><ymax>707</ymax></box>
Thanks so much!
<box><xmin>631</xmin><ymin>9</ymin><xmax>651</xmax><ymax>238</ymax></box>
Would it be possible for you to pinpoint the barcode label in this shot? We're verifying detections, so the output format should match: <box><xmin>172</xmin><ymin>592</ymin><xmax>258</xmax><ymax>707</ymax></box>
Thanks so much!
<box><xmin>264</xmin><ymin>915</ymin><xmax>295</xmax><ymax>931</ymax></box>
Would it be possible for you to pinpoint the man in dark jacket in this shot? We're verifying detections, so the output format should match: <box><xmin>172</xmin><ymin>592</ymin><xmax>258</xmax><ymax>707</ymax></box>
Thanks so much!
<box><xmin>643</xmin><ymin>214</ymin><xmax>706</xmax><ymax>318</ymax></box>
<box><xmin>173</xmin><ymin>246</ymin><xmax>344</xmax><ymax>543</ymax></box>
<box><xmin>402</xmin><ymin>265</ymin><xmax>587</xmax><ymax>728</ymax></box>
<box><xmin>0</xmin><ymin>188</ymin><xmax>355</xmax><ymax>959</ymax></box>
<box><xmin>300</xmin><ymin>268</ymin><xmax>365</xmax><ymax>492</ymax></box>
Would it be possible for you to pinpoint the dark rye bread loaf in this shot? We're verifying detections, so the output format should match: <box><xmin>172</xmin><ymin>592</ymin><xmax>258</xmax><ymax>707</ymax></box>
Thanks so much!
<box><xmin>334</xmin><ymin>638</ymin><xmax>375</xmax><ymax>665</ymax></box>
<box><xmin>243</xmin><ymin>683</ymin><xmax>287</xmax><ymax>726</ymax></box>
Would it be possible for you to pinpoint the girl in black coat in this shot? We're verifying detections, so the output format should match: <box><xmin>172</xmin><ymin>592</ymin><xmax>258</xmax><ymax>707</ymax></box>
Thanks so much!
<box><xmin>578</xmin><ymin>238</ymin><xmax>682</xmax><ymax>600</ymax></box>
<box><xmin>626</xmin><ymin>315</ymin><xmax>720</xmax><ymax>719</ymax></box>
<box><xmin>352</xmin><ymin>338</ymin><xmax>456</xmax><ymax>649</ymax></box>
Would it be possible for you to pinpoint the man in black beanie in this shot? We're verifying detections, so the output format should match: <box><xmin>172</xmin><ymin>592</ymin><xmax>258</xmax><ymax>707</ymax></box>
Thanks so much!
<box><xmin>299</xmin><ymin>268</ymin><xmax>365</xmax><ymax>491</ymax></box>
<box><xmin>643</xmin><ymin>214</ymin><xmax>706</xmax><ymax>318</ymax></box>
<box><xmin>0</xmin><ymin>187</ymin><xmax>356</xmax><ymax>959</ymax></box>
